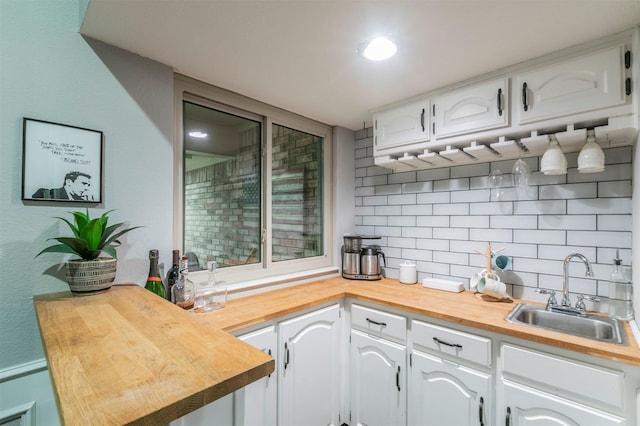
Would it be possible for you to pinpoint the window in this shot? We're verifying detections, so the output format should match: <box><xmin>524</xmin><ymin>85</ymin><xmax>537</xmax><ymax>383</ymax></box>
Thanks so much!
<box><xmin>175</xmin><ymin>75</ymin><xmax>333</xmax><ymax>284</ymax></box>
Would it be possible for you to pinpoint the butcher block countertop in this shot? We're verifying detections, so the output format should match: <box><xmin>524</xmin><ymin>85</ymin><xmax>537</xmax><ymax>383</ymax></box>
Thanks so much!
<box><xmin>33</xmin><ymin>285</ymin><xmax>274</xmax><ymax>426</ymax></box>
<box><xmin>34</xmin><ymin>276</ymin><xmax>640</xmax><ymax>425</ymax></box>
<box><xmin>196</xmin><ymin>276</ymin><xmax>640</xmax><ymax>367</ymax></box>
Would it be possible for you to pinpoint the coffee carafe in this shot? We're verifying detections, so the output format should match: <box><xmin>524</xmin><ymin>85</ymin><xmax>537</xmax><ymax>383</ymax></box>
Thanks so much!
<box><xmin>360</xmin><ymin>247</ymin><xmax>386</xmax><ymax>279</ymax></box>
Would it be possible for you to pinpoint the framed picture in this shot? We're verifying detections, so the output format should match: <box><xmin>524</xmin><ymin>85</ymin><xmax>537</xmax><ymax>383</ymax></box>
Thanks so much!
<box><xmin>22</xmin><ymin>118</ymin><xmax>103</xmax><ymax>203</ymax></box>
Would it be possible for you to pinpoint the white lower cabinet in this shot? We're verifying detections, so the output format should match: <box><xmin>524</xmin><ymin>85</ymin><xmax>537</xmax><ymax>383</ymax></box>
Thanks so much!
<box><xmin>278</xmin><ymin>304</ymin><xmax>342</xmax><ymax>426</ymax></box>
<box><xmin>170</xmin><ymin>325</ymin><xmax>276</xmax><ymax>426</ymax></box>
<box><xmin>350</xmin><ymin>329</ymin><xmax>407</xmax><ymax>426</ymax></box>
<box><xmin>499</xmin><ymin>343</ymin><xmax>625</xmax><ymax>426</ymax></box>
<box><xmin>409</xmin><ymin>350</ymin><xmax>491</xmax><ymax>426</ymax></box>
<box><xmin>174</xmin><ymin>299</ymin><xmax>638</xmax><ymax>426</ymax></box>
<box><xmin>500</xmin><ymin>380</ymin><xmax>624</xmax><ymax>426</ymax></box>
<box><xmin>234</xmin><ymin>326</ymin><xmax>278</xmax><ymax>426</ymax></box>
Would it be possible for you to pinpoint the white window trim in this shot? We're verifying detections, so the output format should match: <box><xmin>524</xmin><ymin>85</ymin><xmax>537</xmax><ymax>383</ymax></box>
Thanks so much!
<box><xmin>173</xmin><ymin>74</ymin><xmax>335</xmax><ymax>288</ymax></box>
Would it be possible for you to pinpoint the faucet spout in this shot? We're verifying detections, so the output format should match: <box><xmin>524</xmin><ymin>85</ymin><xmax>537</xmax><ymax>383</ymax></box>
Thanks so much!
<box><xmin>562</xmin><ymin>253</ymin><xmax>593</xmax><ymax>307</ymax></box>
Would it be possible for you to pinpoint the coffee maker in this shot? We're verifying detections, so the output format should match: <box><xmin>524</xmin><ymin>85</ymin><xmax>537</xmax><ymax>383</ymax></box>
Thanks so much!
<box><xmin>342</xmin><ymin>235</ymin><xmax>386</xmax><ymax>280</ymax></box>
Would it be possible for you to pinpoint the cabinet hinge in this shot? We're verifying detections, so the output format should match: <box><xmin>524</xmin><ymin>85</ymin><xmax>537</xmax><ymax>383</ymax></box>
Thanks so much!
<box><xmin>626</xmin><ymin>78</ymin><xmax>632</xmax><ymax>96</ymax></box>
<box><xmin>625</xmin><ymin>50</ymin><xmax>631</xmax><ymax>69</ymax></box>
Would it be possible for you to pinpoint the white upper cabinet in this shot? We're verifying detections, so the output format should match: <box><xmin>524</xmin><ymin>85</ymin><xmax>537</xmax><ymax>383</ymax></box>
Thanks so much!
<box><xmin>516</xmin><ymin>44</ymin><xmax>627</xmax><ymax>125</ymax></box>
<box><xmin>373</xmin><ymin>97</ymin><xmax>430</xmax><ymax>154</ymax></box>
<box><xmin>433</xmin><ymin>78</ymin><xmax>509</xmax><ymax>138</ymax></box>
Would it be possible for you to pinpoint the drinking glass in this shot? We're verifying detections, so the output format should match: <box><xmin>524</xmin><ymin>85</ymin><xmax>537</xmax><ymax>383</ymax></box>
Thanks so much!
<box><xmin>512</xmin><ymin>155</ymin><xmax>530</xmax><ymax>189</ymax></box>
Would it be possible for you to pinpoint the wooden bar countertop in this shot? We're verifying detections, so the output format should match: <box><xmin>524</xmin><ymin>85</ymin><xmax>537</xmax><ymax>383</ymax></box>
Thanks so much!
<box><xmin>33</xmin><ymin>285</ymin><xmax>274</xmax><ymax>426</ymax></box>
<box><xmin>34</xmin><ymin>275</ymin><xmax>640</xmax><ymax>426</ymax></box>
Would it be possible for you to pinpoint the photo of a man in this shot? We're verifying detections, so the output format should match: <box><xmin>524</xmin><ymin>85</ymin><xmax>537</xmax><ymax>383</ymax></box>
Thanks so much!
<box><xmin>32</xmin><ymin>171</ymin><xmax>92</xmax><ymax>201</ymax></box>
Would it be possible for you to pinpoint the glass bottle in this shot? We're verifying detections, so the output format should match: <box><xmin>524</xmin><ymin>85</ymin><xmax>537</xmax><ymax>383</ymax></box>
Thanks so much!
<box><xmin>144</xmin><ymin>249</ymin><xmax>166</xmax><ymax>298</ymax></box>
<box><xmin>195</xmin><ymin>259</ymin><xmax>228</xmax><ymax>312</ymax></box>
<box><xmin>608</xmin><ymin>250</ymin><xmax>633</xmax><ymax>319</ymax></box>
<box><xmin>172</xmin><ymin>255</ymin><xmax>195</xmax><ymax>311</ymax></box>
<box><xmin>165</xmin><ymin>250</ymin><xmax>180</xmax><ymax>301</ymax></box>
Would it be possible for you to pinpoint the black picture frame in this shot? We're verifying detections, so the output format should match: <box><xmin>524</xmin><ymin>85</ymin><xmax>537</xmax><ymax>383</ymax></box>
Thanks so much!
<box><xmin>22</xmin><ymin>118</ymin><xmax>103</xmax><ymax>203</ymax></box>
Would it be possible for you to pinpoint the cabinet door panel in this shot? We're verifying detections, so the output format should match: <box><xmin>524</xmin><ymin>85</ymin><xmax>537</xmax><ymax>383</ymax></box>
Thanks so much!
<box><xmin>517</xmin><ymin>44</ymin><xmax>626</xmax><ymax>124</ymax></box>
<box><xmin>350</xmin><ymin>329</ymin><xmax>406</xmax><ymax>426</ymax></box>
<box><xmin>433</xmin><ymin>78</ymin><xmax>509</xmax><ymax>138</ymax></box>
<box><xmin>410</xmin><ymin>350</ymin><xmax>491</xmax><ymax>426</ymax></box>
<box><xmin>501</xmin><ymin>380</ymin><xmax>624</xmax><ymax>426</ymax></box>
<box><xmin>234</xmin><ymin>326</ymin><xmax>277</xmax><ymax>426</ymax></box>
<box><xmin>374</xmin><ymin>98</ymin><xmax>430</xmax><ymax>152</ymax></box>
<box><xmin>279</xmin><ymin>304</ymin><xmax>341</xmax><ymax>426</ymax></box>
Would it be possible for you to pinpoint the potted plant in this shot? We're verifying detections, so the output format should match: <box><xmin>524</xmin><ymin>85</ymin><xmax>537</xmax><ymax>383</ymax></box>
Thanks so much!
<box><xmin>37</xmin><ymin>209</ymin><xmax>140</xmax><ymax>293</ymax></box>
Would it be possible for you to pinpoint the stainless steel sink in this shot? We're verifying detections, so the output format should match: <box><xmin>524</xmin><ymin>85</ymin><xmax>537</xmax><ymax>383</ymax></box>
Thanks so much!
<box><xmin>505</xmin><ymin>304</ymin><xmax>627</xmax><ymax>345</ymax></box>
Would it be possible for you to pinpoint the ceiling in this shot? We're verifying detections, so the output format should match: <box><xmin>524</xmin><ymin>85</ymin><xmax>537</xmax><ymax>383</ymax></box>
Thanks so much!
<box><xmin>81</xmin><ymin>1</ymin><xmax>640</xmax><ymax>131</ymax></box>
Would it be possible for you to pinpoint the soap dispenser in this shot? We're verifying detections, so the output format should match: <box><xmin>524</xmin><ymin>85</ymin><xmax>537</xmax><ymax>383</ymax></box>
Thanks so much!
<box><xmin>608</xmin><ymin>250</ymin><xmax>633</xmax><ymax>319</ymax></box>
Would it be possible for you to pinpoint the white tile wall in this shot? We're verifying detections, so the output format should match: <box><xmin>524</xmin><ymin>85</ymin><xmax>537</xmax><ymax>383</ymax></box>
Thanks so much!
<box><xmin>353</xmin><ymin>130</ymin><xmax>633</xmax><ymax>312</ymax></box>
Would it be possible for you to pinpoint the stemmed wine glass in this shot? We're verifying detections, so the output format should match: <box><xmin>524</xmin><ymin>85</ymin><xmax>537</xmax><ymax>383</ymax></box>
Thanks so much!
<box><xmin>512</xmin><ymin>152</ymin><xmax>530</xmax><ymax>189</ymax></box>
<box><xmin>488</xmin><ymin>169</ymin><xmax>504</xmax><ymax>200</ymax></box>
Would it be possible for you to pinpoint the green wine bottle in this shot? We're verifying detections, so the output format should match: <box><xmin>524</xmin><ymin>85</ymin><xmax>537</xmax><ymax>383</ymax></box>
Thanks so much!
<box><xmin>145</xmin><ymin>249</ymin><xmax>166</xmax><ymax>298</ymax></box>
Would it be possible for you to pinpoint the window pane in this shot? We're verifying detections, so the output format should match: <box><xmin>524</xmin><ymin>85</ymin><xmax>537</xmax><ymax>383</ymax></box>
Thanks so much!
<box><xmin>183</xmin><ymin>101</ymin><xmax>261</xmax><ymax>269</ymax></box>
<box><xmin>272</xmin><ymin>124</ymin><xmax>324</xmax><ymax>262</ymax></box>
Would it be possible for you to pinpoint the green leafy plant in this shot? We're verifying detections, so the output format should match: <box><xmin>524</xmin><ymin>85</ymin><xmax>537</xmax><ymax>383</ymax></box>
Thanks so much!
<box><xmin>37</xmin><ymin>209</ymin><xmax>141</xmax><ymax>261</ymax></box>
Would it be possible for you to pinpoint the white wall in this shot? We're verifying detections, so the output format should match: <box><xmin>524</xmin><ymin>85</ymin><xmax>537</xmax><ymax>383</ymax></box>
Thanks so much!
<box><xmin>0</xmin><ymin>1</ymin><xmax>174</xmax><ymax>421</ymax></box>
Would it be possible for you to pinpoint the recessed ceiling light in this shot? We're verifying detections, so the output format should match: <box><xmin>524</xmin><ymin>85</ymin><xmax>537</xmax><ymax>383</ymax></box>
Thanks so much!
<box><xmin>358</xmin><ymin>36</ymin><xmax>398</xmax><ymax>61</ymax></box>
<box><xmin>188</xmin><ymin>130</ymin><xmax>208</xmax><ymax>139</ymax></box>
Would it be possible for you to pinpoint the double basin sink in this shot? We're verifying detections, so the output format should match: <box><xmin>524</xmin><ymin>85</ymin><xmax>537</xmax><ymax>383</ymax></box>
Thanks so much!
<box><xmin>505</xmin><ymin>303</ymin><xmax>628</xmax><ymax>345</ymax></box>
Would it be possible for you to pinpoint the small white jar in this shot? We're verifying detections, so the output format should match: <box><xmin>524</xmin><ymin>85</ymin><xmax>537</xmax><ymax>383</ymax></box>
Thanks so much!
<box><xmin>399</xmin><ymin>261</ymin><xmax>417</xmax><ymax>284</ymax></box>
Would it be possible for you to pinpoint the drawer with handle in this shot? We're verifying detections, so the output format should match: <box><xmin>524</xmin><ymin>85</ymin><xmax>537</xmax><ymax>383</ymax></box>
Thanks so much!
<box><xmin>351</xmin><ymin>303</ymin><xmax>407</xmax><ymax>343</ymax></box>
<box><xmin>412</xmin><ymin>319</ymin><xmax>492</xmax><ymax>367</ymax></box>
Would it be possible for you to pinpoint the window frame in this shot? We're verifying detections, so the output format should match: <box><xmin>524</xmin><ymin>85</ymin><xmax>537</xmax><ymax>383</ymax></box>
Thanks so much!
<box><xmin>174</xmin><ymin>74</ymin><xmax>334</xmax><ymax>287</ymax></box>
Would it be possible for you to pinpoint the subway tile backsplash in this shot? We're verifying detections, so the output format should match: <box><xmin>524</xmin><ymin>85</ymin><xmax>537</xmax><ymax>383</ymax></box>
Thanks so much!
<box><xmin>353</xmin><ymin>129</ymin><xmax>632</xmax><ymax>312</ymax></box>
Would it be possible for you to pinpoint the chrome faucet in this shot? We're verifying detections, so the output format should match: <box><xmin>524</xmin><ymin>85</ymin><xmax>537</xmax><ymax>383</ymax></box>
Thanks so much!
<box><xmin>561</xmin><ymin>253</ymin><xmax>594</xmax><ymax>307</ymax></box>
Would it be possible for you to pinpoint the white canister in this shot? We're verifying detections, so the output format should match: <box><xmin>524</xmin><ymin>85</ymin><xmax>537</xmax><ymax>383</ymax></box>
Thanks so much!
<box><xmin>399</xmin><ymin>261</ymin><xmax>417</xmax><ymax>284</ymax></box>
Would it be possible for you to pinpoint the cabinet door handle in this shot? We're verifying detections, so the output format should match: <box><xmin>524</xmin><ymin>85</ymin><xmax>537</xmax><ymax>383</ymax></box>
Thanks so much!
<box><xmin>497</xmin><ymin>88</ymin><xmax>503</xmax><ymax>116</ymax></box>
<box><xmin>366</xmin><ymin>317</ymin><xmax>387</xmax><ymax>327</ymax></box>
<box><xmin>478</xmin><ymin>396</ymin><xmax>485</xmax><ymax>426</ymax></box>
<box><xmin>433</xmin><ymin>336</ymin><xmax>463</xmax><ymax>349</ymax></box>
<box><xmin>284</xmin><ymin>342</ymin><xmax>290</xmax><ymax>370</ymax></box>
<box><xmin>626</xmin><ymin>77</ymin><xmax>631</xmax><ymax>96</ymax></box>
<box><xmin>267</xmin><ymin>349</ymin><xmax>272</xmax><ymax>377</ymax></box>
<box><xmin>396</xmin><ymin>366</ymin><xmax>401</xmax><ymax>391</ymax></box>
<box><xmin>625</xmin><ymin>50</ymin><xmax>631</xmax><ymax>69</ymax></box>
<box><xmin>505</xmin><ymin>407</ymin><xmax>511</xmax><ymax>426</ymax></box>
<box><xmin>522</xmin><ymin>82</ymin><xmax>528</xmax><ymax>111</ymax></box>
<box><xmin>420</xmin><ymin>108</ymin><xmax>425</xmax><ymax>132</ymax></box>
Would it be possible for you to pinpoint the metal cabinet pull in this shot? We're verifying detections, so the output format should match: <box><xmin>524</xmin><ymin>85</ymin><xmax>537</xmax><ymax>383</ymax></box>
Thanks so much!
<box><xmin>522</xmin><ymin>82</ymin><xmax>528</xmax><ymax>111</ymax></box>
<box><xmin>420</xmin><ymin>108</ymin><xmax>425</xmax><ymax>132</ymax></box>
<box><xmin>478</xmin><ymin>396</ymin><xmax>485</xmax><ymax>426</ymax></box>
<box><xmin>396</xmin><ymin>366</ymin><xmax>401</xmax><ymax>391</ymax></box>
<box><xmin>284</xmin><ymin>343</ymin><xmax>290</xmax><ymax>370</ymax></box>
<box><xmin>497</xmin><ymin>88</ymin><xmax>503</xmax><ymax>116</ymax></box>
<box><xmin>267</xmin><ymin>349</ymin><xmax>272</xmax><ymax>377</ymax></box>
<box><xmin>433</xmin><ymin>336</ymin><xmax>463</xmax><ymax>349</ymax></box>
<box><xmin>366</xmin><ymin>317</ymin><xmax>387</xmax><ymax>327</ymax></box>
<box><xmin>505</xmin><ymin>407</ymin><xmax>511</xmax><ymax>426</ymax></box>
